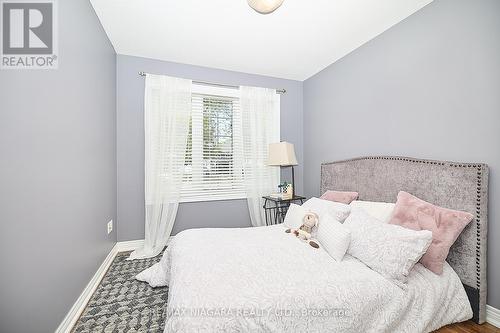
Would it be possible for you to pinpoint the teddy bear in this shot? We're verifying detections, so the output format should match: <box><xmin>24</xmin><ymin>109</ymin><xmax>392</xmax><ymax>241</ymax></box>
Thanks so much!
<box><xmin>286</xmin><ymin>211</ymin><xmax>320</xmax><ymax>248</ymax></box>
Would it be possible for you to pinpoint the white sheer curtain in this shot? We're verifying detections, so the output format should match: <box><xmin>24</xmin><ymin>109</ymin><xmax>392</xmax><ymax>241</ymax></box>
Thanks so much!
<box><xmin>240</xmin><ymin>86</ymin><xmax>280</xmax><ymax>227</ymax></box>
<box><xmin>128</xmin><ymin>74</ymin><xmax>192</xmax><ymax>260</ymax></box>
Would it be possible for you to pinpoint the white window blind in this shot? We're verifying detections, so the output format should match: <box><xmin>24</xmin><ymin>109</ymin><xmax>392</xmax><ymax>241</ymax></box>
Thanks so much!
<box><xmin>181</xmin><ymin>84</ymin><xmax>245</xmax><ymax>202</ymax></box>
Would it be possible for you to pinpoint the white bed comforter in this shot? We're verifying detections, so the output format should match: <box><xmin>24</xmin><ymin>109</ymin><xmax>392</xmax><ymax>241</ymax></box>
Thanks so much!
<box><xmin>136</xmin><ymin>225</ymin><xmax>472</xmax><ymax>333</ymax></box>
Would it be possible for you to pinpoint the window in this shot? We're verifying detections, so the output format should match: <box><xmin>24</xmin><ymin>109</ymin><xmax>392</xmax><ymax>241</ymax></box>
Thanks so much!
<box><xmin>181</xmin><ymin>84</ymin><xmax>245</xmax><ymax>202</ymax></box>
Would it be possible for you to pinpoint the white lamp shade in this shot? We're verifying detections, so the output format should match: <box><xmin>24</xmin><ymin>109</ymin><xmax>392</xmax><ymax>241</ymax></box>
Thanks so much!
<box><xmin>268</xmin><ymin>142</ymin><xmax>298</xmax><ymax>166</ymax></box>
<box><xmin>247</xmin><ymin>0</ymin><xmax>285</xmax><ymax>14</ymax></box>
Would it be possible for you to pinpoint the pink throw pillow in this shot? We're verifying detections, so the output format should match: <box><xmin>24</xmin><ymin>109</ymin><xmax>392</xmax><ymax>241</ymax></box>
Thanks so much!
<box><xmin>388</xmin><ymin>191</ymin><xmax>473</xmax><ymax>275</ymax></box>
<box><xmin>320</xmin><ymin>190</ymin><xmax>359</xmax><ymax>204</ymax></box>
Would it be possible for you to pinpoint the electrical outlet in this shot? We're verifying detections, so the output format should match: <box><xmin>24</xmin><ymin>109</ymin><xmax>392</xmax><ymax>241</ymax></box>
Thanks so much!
<box><xmin>107</xmin><ymin>220</ymin><xmax>113</xmax><ymax>234</ymax></box>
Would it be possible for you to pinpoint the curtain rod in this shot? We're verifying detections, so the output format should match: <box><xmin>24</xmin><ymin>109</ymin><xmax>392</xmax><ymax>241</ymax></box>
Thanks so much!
<box><xmin>138</xmin><ymin>71</ymin><xmax>286</xmax><ymax>95</ymax></box>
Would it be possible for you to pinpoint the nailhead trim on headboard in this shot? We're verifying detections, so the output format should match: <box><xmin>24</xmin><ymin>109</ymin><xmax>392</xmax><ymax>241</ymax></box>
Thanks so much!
<box><xmin>322</xmin><ymin>156</ymin><xmax>484</xmax><ymax>289</ymax></box>
<box><xmin>320</xmin><ymin>156</ymin><xmax>488</xmax><ymax>323</ymax></box>
<box><xmin>476</xmin><ymin>166</ymin><xmax>482</xmax><ymax>289</ymax></box>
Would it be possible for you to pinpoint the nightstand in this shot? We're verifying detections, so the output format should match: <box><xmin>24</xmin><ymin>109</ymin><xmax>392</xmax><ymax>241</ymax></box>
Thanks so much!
<box><xmin>262</xmin><ymin>195</ymin><xmax>306</xmax><ymax>226</ymax></box>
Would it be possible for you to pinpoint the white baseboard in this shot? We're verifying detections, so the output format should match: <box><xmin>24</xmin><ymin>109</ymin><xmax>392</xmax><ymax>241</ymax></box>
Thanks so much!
<box><xmin>55</xmin><ymin>243</ymin><xmax>119</xmax><ymax>333</ymax></box>
<box><xmin>487</xmin><ymin>305</ymin><xmax>500</xmax><ymax>328</ymax></box>
<box><xmin>55</xmin><ymin>238</ymin><xmax>154</xmax><ymax>333</ymax></box>
<box><xmin>115</xmin><ymin>239</ymin><xmax>145</xmax><ymax>252</ymax></box>
<box><xmin>115</xmin><ymin>237</ymin><xmax>175</xmax><ymax>252</ymax></box>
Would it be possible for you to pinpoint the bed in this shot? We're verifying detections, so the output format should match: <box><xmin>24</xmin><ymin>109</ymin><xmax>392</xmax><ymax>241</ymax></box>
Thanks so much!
<box><xmin>137</xmin><ymin>156</ymin><xmax>489</xmax><ymax>332</ymax></box>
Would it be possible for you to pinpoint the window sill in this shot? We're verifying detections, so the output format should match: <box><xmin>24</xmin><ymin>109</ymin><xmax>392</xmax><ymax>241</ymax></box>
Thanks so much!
<box><xmin>179</xmin><ymin>194</ymin><xmax>247</xmax><ymax>204</ymax></box>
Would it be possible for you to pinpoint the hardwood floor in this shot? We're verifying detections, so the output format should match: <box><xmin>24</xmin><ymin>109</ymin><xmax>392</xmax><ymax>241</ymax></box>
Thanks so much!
<box><xmin>436</xmin><ymin>321</ymin><xmax>499</xmax><ymax>333</ymax></box>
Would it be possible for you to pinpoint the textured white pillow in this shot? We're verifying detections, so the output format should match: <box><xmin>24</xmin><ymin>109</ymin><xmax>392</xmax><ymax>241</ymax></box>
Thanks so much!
<box><xmin>344</xmin><ymin>208</ymin><xmax>432</xmax><ymax>285</ymax></box>
<box><xmin>302</xmin><ymin>197</ymin><xmax>351</xmax><ymax>222</ymax></box>
<box><xmin>316</xmin><ymin>214</ymin><xmax>351</xmax><ymax>261</ymax></box>
<box><xmin>349</xmin><ymin>200</ymin><xmax>396</xmax><ymax>223</ymax></box>
<box><xmin>283</xmin><ymin>204</ymin><xmax>307</xmax><ymax>229</ymax></box>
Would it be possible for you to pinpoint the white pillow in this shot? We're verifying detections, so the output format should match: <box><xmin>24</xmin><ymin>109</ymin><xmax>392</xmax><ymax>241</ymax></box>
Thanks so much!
<box><xmin>349</xmin><ymin>200</ymin><xmax>396</xmax><ymax>223</ymax></box>
<box><xmin>283</xmin><ymin>204</ymin><xmax>307</xmax><ymax>229</ymax></box>
<box><xmin>301</xmin><ymin>197</ymin><xmax>351</xmax><ymax>222</ymax></box>
<box><xmin>316</xmin><ymin>214</ymin><xmax>351</xmax><ymax>261</ymax></box>
<box><xmin>344</xmin><ymin>208</ymin><xmax>432</xmax><ymax>285</ymax></box>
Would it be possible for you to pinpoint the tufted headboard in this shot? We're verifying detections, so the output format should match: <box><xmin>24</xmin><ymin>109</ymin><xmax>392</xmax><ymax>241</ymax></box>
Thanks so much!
<box><xmin>320</xmin><ymin>156</ymin><xmax>489</xmax><ymax>324</ymax></box>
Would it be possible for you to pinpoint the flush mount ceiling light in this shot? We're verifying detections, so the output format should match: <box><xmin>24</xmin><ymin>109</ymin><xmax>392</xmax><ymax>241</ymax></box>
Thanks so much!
<box><xmin>247</xmin><ymin>0</ymin><xmax>285</xmax><ymax>14</ymax></box>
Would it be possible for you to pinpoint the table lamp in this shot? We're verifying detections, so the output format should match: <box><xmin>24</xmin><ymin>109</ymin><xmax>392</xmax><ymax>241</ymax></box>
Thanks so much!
<box><xmin>268</xmin><ymin>142</ymin><xmax>298</xmax><ymax>198</ymax></box>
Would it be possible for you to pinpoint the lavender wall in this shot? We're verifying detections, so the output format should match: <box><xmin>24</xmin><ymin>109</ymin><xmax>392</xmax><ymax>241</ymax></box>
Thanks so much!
<box><xmin>0</xmin><ymin>1</ymin><xmax>116</xmax><ymax>331</ymax></box>
<box><xmin>116</xmin><ymin>54</ymin><xmax>303</xmax><ymax>241</ymax></box>
<box><xmin>303</xmin><ymin>0</ymin><xmax>500</xmax><ymax>308</ymax></box>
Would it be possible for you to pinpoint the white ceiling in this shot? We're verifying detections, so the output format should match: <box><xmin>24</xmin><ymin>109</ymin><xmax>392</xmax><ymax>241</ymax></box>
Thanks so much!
<box><xmin>90</xmin><ymin>0</ymin><xmax>433</xmax><ymax>81</ymax></box>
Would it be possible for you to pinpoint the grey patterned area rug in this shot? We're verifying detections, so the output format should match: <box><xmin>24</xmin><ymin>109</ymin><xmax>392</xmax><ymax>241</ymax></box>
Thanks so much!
<box><xmin>72</xmin><ymin>251</ymin><xmax>168</xmax><ymax>333</ymax></box>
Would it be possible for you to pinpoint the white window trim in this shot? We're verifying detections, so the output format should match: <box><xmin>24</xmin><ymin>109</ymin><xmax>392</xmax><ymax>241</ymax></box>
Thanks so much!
<box><xmin>181</xmin><ymin>83</ymin><xmax>246</xmax><ymax>203</ymax></box>
<box><xmin>179</xmin><ymin>193</ymin><xmax>247</xmax><ymax>204</ymax></box>
<box><xmin>191</xmin><ymin>83</ymin><xmax>240</xmax><ymax>98</ymax></box>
